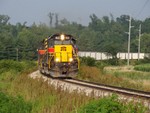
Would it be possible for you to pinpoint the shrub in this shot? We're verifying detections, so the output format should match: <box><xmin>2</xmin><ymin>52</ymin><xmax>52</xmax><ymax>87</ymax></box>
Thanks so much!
<box><xmin>77</xmin><ymin>65</ymin><xmax>102</xmax><ymax>81</ymax></box>
<box><xmin>134</xmin><ymin>64</ymin><xmax>150</xmax><ymax>72</ymax></box>
<box><xmin>0</xmin><ymin>92</ymin><xmax>32</xmax><ymax>113</ymax></box>
<box><xmin>0</xmin><ymin>60</ymin><xmax>23</xmax><ymax>73</ymax></box>
<box><xmin>78</xmin><ymin>94</ymin><xmax>147</xmax><ymax>113</ymax></box>
<box><xmin>95</xmin><ymin>61</ymin><xmax>109</xmax><ymax>70</ymax></box>
<box><xmin>0</xmin><ymin>60</ymin><xmax>36</xmax><ymax>91</ymax></box>
<box><xmin>107</xmin><ymin>58</ymin><xmax>120</xmax><ymax>65</ymax></box>
<box><xmin>80</xmin><ymin>57</ymin><xmax>96</xmax><ymax>66</ymax></box>
<box><xmin>0</xmin><ymin>60</ymin><xmax>36</xmax><ymax>75</ymax></box>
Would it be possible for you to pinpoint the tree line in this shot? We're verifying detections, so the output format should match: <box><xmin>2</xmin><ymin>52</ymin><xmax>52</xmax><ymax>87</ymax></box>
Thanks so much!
<box><xmin>0</xmin><ymin>13</ymin><xmax>150</xmax><ymax>60</ymax></box>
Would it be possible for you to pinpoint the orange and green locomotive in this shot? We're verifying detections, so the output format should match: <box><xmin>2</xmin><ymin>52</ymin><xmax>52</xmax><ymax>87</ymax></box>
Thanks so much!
<box><xmin>38</xmin><ymin>33</ymin><xmax>80</xmax><ymax>77</ymax></box>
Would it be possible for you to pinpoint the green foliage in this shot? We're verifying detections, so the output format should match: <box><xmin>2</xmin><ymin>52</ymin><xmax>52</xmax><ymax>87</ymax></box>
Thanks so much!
<box><xmin>95</xmin><ymin>61</ymin><xmax>109</xmax><ymax>69</ymax></box>
<box><xmin>0</xmin><ymin>14</ymin><xmax>150</xmax><ymax>60</ymax></box>
<box><xmin>8</xmin><ymin>69</ymin><xmax>92</xmax><ymax>113</ymax></box>
<box><xmin>78</xmin><ymin>65</ymin><xmax>102</xmax><ymax>81</ymax></box>
<box><xmin>0</xmin><ymin>60</ymin><xmax>36</xmax><ymax>91</ymax></box>
<box><xmin>0</xmin><ymin>60</ymin><xmax>91</xmax><ymax>113</ymax></box>
<box><xmin>0</xmin><ymin>92</ymin><xmax>32</xmax><ymax>113</ymax></box>
<box><xmin>134</xmin><ymin>64</ymin><xmax>150</xmax><ymax>72</ymax></box>
<box><xmin>113</xmin><ymin>71</ymin><xmax>150</xmax><ymax>80</ymax></box>
<box><xmin>0</xmin><ymin>60</ymin><xmax>36</xmax><ymax>75</ymax></box>
<box><xmin>107</xmin><ymin>58</ymin><xmax>120</xmax><ymax>65</ymax></box>
<box><xmin>80</xmin><ymin>56</ymin><xmax>96</xmax><ymax>66</ymax></box>
<box><xmin>78</xmin><ymin>94</ymin><xmax>147</xmax><ymax>113</ymax></box>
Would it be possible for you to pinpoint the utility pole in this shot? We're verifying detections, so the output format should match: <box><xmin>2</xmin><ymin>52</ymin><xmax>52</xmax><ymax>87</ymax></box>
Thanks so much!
<box><xmin>127</xmin><ymin>16</ymin><xmax>132</xmax><ymax>66</ymax></box>
<box><xmin>16</xmin><ymin>48</ymin><xmax>18</xmax><ymax>61</ymax></box>
<box><xmin>138</xmin><ymin>24</ymin><xmax>141</xmax><ymax>61</ymax></box>
<box><xmin>127</xmin><ymin>18</ymin><xmax>130</xmax><ymax>66</ymax></box>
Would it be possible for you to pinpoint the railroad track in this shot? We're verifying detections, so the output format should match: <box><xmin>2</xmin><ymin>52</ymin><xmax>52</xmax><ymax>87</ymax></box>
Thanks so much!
<box><xmin>60</xmin><ymin>78</ymin><xmax>150</xmax><ymax>99</ymax></box>
<box><xmin>58</xmin><ymin>78</ymin><xmax>150</xmax><ymax>110</ymax></box>
<box><xmin>29</xmin><ymin>71</ymin><xmax>150</xmax><ymax>109</ymax></box>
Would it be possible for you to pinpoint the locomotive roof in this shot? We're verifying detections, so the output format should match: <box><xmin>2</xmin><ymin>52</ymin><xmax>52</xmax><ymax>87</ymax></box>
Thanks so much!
<box><xmin>48</xmin><ymin>33</ymin><xmax>76</xmax><ymax>41</ymax></box>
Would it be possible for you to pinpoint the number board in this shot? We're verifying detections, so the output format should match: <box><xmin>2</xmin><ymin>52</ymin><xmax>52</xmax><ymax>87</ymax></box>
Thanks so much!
<box><xmin>61</xmin><ymin>47</ymin><xmax>66</xmax><ymax>51</ymax></box>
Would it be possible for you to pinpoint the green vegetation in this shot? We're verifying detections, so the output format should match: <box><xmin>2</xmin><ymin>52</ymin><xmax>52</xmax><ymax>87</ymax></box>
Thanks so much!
<box><xmin>0</xmin><ymin>14</ymin><xmax>150</xmax><ymax>60</ymax></box>
<box><xmin>0</xmin><ymin>60</ymin><xmax>148</xmax><ymax>113</ymax></box>
<box><xmin>0</xmin><ymin>12</ymin><xmax>150</xmax><ymax>112</ymax></box>
<box><xmin>112</xmin><ymin>71</ymin><xmax>150</xmax><ymax>80</ymax></box>
<box><xmin>103</xmin><ymin>66</ymin><xmax>150</xmax><ymax>91</ymax></box>
<box><xmin>78</xmin><ymin>65</ymin><xmax>145</xmax><ymax>91</ymax></box>
<box><xmin>78</xmin><ymin>94</ymin><xmax>147</xmax><ymax>113</ymax></box>
<box><xmin>9</xmin><ymin>73</ymin><xmax>92</xmax><ymax>113</ymax></box>
<box><xmin>134</xmin><ymin>64</ymin><xmax>150</xmax><ymax>72</ymax></box>
<box><xmin>80</xmin><ymin>56</ymin><xmax>96</xmax><ymax>66</ymax></box>
<box><xmin>77</xmin><ymin>57</ymin><xmax>150</xmax><ymax>91</ymax></box>
<box><xmin>0</xmin><ymin>60</ymin><xmax>36</xmax><ymax>113</ymax></box>
<box><xmin>0</xmin><ymin>60</ymin><xmax>92</xmax><ymax>113</ymax></box>
<box><xmin>0</xmin><ymin>60</ymin><xmax>36</xmax><ymax>91</ymax></box>
<box><xmin>0</xmin><ymin>92</ymin><xmax>32</xmax><ymax>113</ymax></box>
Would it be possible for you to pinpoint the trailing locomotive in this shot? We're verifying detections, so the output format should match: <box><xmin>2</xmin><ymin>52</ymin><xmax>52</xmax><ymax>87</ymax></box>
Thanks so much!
<box><xmin>38</xmin><ymin>33</ymin><xmax>80</xmax><ymax>77</ymax></box>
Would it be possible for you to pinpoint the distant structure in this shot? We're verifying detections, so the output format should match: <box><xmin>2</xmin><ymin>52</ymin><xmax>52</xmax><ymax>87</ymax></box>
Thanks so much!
<box><xmin>78</xmin><ymin>51</ymin><xmax>149</xmax><ymax>60</ymax></box>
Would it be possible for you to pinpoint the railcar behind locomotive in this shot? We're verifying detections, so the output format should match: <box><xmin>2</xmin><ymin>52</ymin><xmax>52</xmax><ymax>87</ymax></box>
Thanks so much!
<box><xmin>38</xmin><ymin>33</ymin><xmax>80</xmax><ymax>78</ymax></box>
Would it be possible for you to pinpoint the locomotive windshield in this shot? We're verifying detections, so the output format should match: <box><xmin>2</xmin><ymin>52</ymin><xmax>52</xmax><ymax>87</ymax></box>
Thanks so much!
<box><xmin>54</xmin><ymin>40</ymin><xmax>72</xmax><ymax>45</ymax></box>
<box><xmin>49</xmin><ymin>34</ymin><xmax>76</xmax><ymax>45</ymax></box>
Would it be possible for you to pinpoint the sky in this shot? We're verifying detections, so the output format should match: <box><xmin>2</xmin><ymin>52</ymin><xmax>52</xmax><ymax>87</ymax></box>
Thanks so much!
<box><xmin>0</xmin><ymin>0</ymin><xmax>150</xmax><ymax>26</ymax></box>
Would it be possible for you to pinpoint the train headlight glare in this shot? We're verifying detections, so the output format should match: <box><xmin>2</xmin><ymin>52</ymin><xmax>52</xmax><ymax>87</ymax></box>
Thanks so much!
<box><xmin>55</xmin><ymin>58</ymin><xmax>60</xmax><ymax>62</ymax></box>
<box><xmin>60</xmin><ymin>34</ymin><xmax>65</xmax><ymax>40</ymax></box>
<box><xmin>69</xmin><ymin>58</ymin><xmax>73</xmax><ymax>62</ymax></box>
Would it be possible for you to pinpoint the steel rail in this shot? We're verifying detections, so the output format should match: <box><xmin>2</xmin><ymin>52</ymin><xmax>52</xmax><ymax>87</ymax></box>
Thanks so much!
<box><xmin>59</xmin><ymin>78</ymin><xmax>150</xmax><ymax>99</ymax></box>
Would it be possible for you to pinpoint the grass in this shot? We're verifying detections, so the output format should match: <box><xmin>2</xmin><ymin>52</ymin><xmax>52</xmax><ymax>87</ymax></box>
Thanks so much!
<box><xmin>77</xmin><ymin>94</ymin><xmax>148</xmax><ymax>113</ymax></box>
<box><xmin>0</xmin><ymin>60</ymin><xmax>149</xmax><ymax>113</ymax></box>
<box><xmin>0</xmin><ymin>60</ymin><xmax>37</xmax><ymax>91</ymax></box>
<box><xmin>134</xmin><ymin>64</ymin><xmax>150</xmax><ymax>72</ymax></box>
<box><xmin>8</xmin><ymin>72</ymin><xmax>92</xmax><ymax>113</ymax></box>
<box><xmin>77</xmin><ymin>65</ymin><xmax>150</xmax><ymax>91</ymax></box>
<box><xmin>0</xmin><ymin>60</ymin><xmax>92</xmax><ymax>113</ymax></box>
<box><xmin>103</xmin><ymin>66</ymin><xmax>150</xmax><ymax>91</ymax></box>
<box><xmin>104</xmin><ymin>66</ymin><xmax>150</xmax><ymax>80</ymax></box>
<box><xmin>0</xmin><ymin>92</ymin><xmax>32</xmax><ymax>113</ymax></box>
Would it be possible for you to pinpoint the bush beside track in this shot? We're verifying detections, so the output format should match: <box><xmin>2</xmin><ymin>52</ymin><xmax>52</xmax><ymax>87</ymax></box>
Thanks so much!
<box><xmin>0</xmin><ymin>92</ymin><xmax>32</xmax><ymax>113</ymax></box>
<box><xmin>134</xmin><ymin>64</ymin><xmax>150</xmax><ymax>72</ymax></box>
<box><xmin>78</xmin><ymin>94</ymin><xmax>148</xmax><ymax>113</ymax></box>
<box><xmin>0</xmin><ymin>60</ymin><xmax>36</xmax><ymax>113</ymax></box>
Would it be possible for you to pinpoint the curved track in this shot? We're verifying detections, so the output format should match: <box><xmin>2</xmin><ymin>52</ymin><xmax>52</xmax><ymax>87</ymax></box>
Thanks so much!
<box><xmin>30</xmin><ymin>71</ymin><xmax>150</xmax><ymax>110</ymax></box>
<box><xmin>61</xmin><ymin>78</ymin><xmax>150</xmax><ymax>99</ymax></box>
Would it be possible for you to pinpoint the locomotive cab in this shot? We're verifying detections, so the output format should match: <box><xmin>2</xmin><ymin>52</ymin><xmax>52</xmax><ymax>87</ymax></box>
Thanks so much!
<box><xmin>38</xmin><ymin>33</ymin><xmax>79</xmax><ymax>78</ymax></box>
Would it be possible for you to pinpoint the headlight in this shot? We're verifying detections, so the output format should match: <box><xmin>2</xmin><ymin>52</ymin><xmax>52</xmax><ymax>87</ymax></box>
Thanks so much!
<box><xmin>60</xmin><ymin>34</ymin><xmax>65</xmax><ymax>40</ymax></box>
<box><xmin>69</xmin><ymin>58</ymin><xmax>73</xmax><ymax>62</ymax></box>
<box><xmin>55</xmin><ymin>58</ymin><xmax>60</xmax><ymax>62</ymax></box>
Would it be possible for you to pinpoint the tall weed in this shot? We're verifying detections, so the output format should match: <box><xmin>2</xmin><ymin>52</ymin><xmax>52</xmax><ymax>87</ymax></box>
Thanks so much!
<box><xmin>9</xmin><ymin>74</ymin><xmax>92</xmax><ymax>113</ymax></box>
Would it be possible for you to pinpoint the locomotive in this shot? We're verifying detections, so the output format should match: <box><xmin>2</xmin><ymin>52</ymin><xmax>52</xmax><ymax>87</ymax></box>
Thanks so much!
<box><xmin>38</xmin><ymin>33</ymin><xmax>80</xmax><ymax>78</ymax></box>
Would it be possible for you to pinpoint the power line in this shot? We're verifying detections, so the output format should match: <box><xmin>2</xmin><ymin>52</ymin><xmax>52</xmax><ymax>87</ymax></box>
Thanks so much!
<box><xmin>135</xmin><ymin>0</ymin><xmax>150</xmax><ymax>18</ymax></box>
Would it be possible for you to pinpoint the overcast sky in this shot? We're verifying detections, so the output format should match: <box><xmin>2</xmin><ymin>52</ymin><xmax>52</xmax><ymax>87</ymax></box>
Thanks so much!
<box><xmin>0</xmin><ymin>0</ymin><xmax>150</xmax><ymax>26</ymax></box>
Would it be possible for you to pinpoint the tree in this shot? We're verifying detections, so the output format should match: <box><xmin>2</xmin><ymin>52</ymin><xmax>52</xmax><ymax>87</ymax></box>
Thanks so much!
<box><xmin>142</xmin><ymin>18</ymin><xmax>150</xmax><ymax>34</ymax></box>
<box><xmin>55</xmin><ymin>13</ymin><xmax>59</xmax><ymax>28</ymax></box>
<box><xmin>60</xmin><ymin>18</ymin><xmax>70</xmax><ymax>25</ymax></box>
<box><xmin>140</xmin><ymin>33</ymin><xmax>150</xmax><ymax>53</ymax></box>
<box><xmin>48</xmin><ymin>12</ymin><xmax>54</xmax><ymax>27</ymax></box>
<box><xmin>0</xmin><ymin>15</ymin><xmax>10</xmax><ymax>25</ymax></box>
